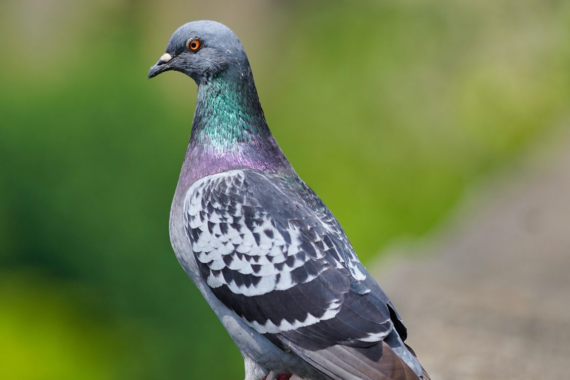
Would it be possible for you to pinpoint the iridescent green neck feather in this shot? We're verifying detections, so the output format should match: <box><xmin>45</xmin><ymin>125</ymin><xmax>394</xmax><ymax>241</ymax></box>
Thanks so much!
<box><xmin>185</xmin><ymin>66</ymin><xmax>292</xmax><ymax>185</ymax></box>
<box><xmin>191</xmin><ymin>67</ymin><xmax>270</xmax><ymax>152</ymax></box>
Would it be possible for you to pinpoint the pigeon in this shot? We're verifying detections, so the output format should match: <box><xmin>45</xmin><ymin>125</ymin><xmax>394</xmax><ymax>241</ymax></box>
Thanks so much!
<box><xmin>148</xmin><ymin>20</ymin><xmax>430</xmax><ymax>380</ymax></box>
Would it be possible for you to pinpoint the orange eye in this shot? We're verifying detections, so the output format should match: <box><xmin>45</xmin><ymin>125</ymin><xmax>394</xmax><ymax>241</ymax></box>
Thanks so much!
<box><xmin>188</xmin><ymin>39</ymin><xmax>201</xmax><ymax>52</ymax></box>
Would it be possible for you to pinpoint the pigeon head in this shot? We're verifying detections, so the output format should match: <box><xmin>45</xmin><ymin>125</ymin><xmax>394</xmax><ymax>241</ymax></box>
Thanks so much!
<box><xmin>148</xmin><ymin>20</ymin><xmax>247</xmax><ymax>84</ymax></box>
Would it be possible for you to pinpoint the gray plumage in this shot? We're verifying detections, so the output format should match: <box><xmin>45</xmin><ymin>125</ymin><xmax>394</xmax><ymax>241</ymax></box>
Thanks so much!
<box><xmin>149</xmin><ymin>20</ymin><xmax>429</xmax><ymax>380</ymax></box>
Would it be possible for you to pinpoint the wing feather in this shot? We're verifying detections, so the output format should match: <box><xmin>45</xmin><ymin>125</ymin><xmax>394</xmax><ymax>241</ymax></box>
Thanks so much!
<box><xmin>184</xmin><ymin>168</ymin><xmax>425</xmax><ymax>379</ymax></box>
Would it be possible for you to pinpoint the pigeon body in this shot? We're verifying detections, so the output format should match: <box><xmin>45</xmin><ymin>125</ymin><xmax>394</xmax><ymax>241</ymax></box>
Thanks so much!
<box><xmin>149</xmin><ymin>20</ymin><xmax>429</xmax><ymax>380</ymax></box>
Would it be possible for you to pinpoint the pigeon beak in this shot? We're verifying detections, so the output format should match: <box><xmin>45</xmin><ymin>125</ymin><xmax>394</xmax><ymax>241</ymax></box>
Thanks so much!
<box><xmin>148</xmin><ymin>53</ymin><xmax>173</xmax><ymax>79</ymax></box>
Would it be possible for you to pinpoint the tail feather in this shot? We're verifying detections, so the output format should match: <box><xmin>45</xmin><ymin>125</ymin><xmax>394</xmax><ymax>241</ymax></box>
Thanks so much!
<box><xmin>404</xmin><ymin>344</ymin><xmax>430</xmax><ymax>380</ymax></box>
<box><xmin>287</xmin><ymin>341</ymin><xmax>422</xmax><ymax>380</ymax></box>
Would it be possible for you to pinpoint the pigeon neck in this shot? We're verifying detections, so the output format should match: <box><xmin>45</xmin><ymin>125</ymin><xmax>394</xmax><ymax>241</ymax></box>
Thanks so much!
<box><xmin>184</xmin><ymin>68</ymin><xmax>292</xmax><ymax>186</ymax></box>
<box><xmin>191</xmin><ymin>68</ymin><xmax>268</xmax><ymax>149</ymax></box>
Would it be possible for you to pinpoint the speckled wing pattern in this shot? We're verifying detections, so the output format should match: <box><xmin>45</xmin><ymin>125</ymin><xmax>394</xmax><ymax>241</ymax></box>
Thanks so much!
<box><xmin>183</xmin><ymin>168</ymin><xmax>399</xmax><ymax>353</ymax></box>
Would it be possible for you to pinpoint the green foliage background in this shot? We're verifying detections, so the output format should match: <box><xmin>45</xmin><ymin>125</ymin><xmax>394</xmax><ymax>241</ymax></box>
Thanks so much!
<box><xmin>1</xmin><ymin>0</ymin><xmax>569</xmax><ymax>379</ymax></box>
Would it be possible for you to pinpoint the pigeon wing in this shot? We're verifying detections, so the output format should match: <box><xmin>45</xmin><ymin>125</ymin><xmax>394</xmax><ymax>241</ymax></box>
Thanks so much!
<box><xmin>184</xmin><ymin>168</ymin><xmax>419</xmax><ymax>379</ymax></box>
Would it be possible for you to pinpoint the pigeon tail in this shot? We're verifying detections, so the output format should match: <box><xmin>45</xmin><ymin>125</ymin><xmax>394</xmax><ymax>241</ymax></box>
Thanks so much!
<box><xmin>286</xmin><ymin>340</ymin><xmax>422</xmax><ymax>380</ymax></box>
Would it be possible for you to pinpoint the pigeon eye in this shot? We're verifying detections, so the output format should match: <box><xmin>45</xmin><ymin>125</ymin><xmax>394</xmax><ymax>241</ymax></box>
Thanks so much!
<box><xmin>188</xmin><ymin>39</ymin><xmax>201</xmax><ymax>52</ymax></box>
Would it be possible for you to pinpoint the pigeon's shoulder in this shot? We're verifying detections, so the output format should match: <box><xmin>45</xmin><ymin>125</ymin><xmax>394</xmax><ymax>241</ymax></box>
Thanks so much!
<box><xmin>184</xmin><ymin>168</ymin><xmax>367</xmax><ymax>287</ymax></box>
<box><xmin>183</xmin><ymin>168</ymin><xmax>398</xmax><ymax>351</ymax></box>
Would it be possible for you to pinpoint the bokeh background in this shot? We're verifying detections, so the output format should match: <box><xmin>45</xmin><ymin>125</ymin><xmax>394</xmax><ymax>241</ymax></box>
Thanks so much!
<box><xmin>1</xmin><ymin>0</ymin><xmax>569</xmax><ymax>379</ymax></box>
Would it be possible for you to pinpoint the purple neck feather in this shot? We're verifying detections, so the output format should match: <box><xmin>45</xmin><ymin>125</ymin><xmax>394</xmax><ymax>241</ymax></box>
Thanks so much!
<box><xmin>178</xmin><ymin>69</ymin><xmax>293</xmax><ymax>189</ymax></box>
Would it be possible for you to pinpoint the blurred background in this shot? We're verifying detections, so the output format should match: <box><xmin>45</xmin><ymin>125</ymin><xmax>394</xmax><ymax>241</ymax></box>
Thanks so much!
<box><xmin>1</xmin><ymin>0</ymin><xmax>569</xmax><ymax>379</ymax></box>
